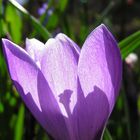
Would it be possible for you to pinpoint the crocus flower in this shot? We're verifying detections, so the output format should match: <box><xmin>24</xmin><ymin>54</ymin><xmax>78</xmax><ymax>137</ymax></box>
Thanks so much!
<box><xmin>38</xmin><ymin>3</ymin><xmax>48</xmax><ymax>15</ymax></box>
<box><xmin>2</xmin><ymin>24</ymin><xmax>122</xmax><ymax>140</ymax></box>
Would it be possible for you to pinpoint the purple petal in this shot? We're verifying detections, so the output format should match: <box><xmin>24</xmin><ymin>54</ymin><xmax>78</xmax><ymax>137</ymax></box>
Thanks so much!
<box><xmin>72</xmin><ymin>79</ymin><xmax>109</xmax><ymax>140</ymax></box>
<box><xmin>38</xmin><ymin>3</ymin><xmax>48</xmax><ymax>15</ymax></box>
<box><xmin>78</xmin><ymin>24</ymin><xmax>122</xmax><ymax>111</ymax></box>
<box><xmin>74</xmin><ymin>24</ymin><xmax>121</xmax><ymax>139</ymax></box>
<box><xmin>2</xmin><ymin>39</ymin><xmax>47</xmax><ymax>130</ymax></box>
<box><xmin>26</xmin><ymin>38</ymin><xmax>45</xmax><ymax>67</ymax></box>
<box><xmin>41</xmin><ymin>33</ymin><xmax>80</xmax><ymax>117</ymax></box>
<box><xmin>37</xmin><ymin>71</ymin><xmax>72</xmax><ymax>140</ymax></box>
<box><xmin>55</xmin><ymin>33</ymin><xmax>80</xmax><ymax>56</ymax></box>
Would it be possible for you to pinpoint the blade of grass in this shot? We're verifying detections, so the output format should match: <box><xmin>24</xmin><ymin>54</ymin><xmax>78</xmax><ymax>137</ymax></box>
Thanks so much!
<box><xmin>122</xmin><ymin>79</ymin><xmax>132</xmax><ymax>140</ymax></box>
<box><xmin>103</xmin><ymin>128</ymin><xmax>113</xmax><ymax>140</ymax></box>
<box><xmin>5</xmin><ymin>4</ymin><xmax>22</xmax><ymax>43</ymax></box>
<box><xmin>0</xmin><ymin>0</ymin><xmax>3</xmax><ymax>37</ymax></box>
<box><xmin>14</xmin><ymin>103</ymin><xmax>25</xmax><ymax>140</ymax></box>
<box><xmin>94</xmin><ymin>1</ymin><xmax>116</xmax><ymax>26</ymax></box>
<box><xmin>119</xmin><ymin>30</ymin><xmax>140</xmax><ymax>59</ymax></box>
<box><xmin>119</xmin><ymin>30</ymin><xmax>140</xmax><ymax>49</ymax></box>
<box><xmin>121</xmin><ymin>36</ymin><xmax>140</xmax><ymax>59</ymax></box>
<box><xmin>8</xmin><ymin>0</ymin><xmax>52</xmax><ymax>40</ymax></box>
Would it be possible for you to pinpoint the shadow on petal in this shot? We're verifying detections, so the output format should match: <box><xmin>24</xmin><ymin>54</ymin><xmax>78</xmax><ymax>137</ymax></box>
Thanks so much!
<box><xmin>37</xmin><ymin>71</ymin><xmax>71</xmax><ymax>140</ymax></box>
<box><xmin>59</xmin><ymin>90</ymin><xmax>73</xmax><ymax>117</ymax></box>
<box><xmin>72</xmin><ymin>79</ymin><xmax>110</xmax><ymax>140</ymax></box>
<box><xmin>13</xmin><ymin>76</ymin><xmax>110</xmax><ymax>140</ymax></box>
<box><xmin>102</xmin><ymin>26</ymin><xmax>122</xmax><ymax>110</ymax></box>
<box><xmin>13</xmin><ymin>80</ymin><xmax>46</xmax><ymax>130</ymax></box>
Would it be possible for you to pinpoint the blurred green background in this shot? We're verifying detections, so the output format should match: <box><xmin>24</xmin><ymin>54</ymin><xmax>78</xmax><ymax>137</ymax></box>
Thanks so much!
<box><xmin>0</xmin><ymin>0</ymin><xmax>140</xmax><ymax>140</ymax></box>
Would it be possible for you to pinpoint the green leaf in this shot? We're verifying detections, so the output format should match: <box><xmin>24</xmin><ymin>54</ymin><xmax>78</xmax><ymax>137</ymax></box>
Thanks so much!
<box><xmin>103</xmin><ymin>128</ymin><xmax>113</xmax><ymax>140</ymax></box>
<box><xmin>119</xmin><ymin>30</ymin><xmax>140</xmax><ymax>59</ymax></box>
<box><xmin>5</xmin><ymin>4</ymin><xmax>22</xmax><ymax>43</ymax></box>
<box><xmin>46</xmin><ymin>13</ymin><xmax>58</xmax><ymax>29</ymax></box>
<box><xmin>121</xmin><ymin>36</ymin><xmax>140</xmax><ymax>59</ymax></box>
<box><xmin>0</xmin><ymin>102</ymin><xmax>4</xmax><ymax>113</ymax></box>
<box><xmin>8</xmin><ymin>0</ymin><xmax>52</xmax><ymax>40</ymax></box>
<box><xmin>57</xmin><ymin>0</ymin><xmax>68</xmax><ymax>12</ymax></box>
<box><xmin>0</xmin><ymin>0</ymin><xmax>3</xmax><ymax>37</ymax></box>
<box><xmin>14</xmin><ymin>104</ymin><xmax>25</xmax><ymax>140</ymax></box>
<box><xmin>0</xmin><ymin>50</ymin><xmax>6</xmax><ymax>77</ymax></box>
<box><xmin>119</xmin><ymin>30</ymin><xmax>140</xmax><ymax>49</ymax></box>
